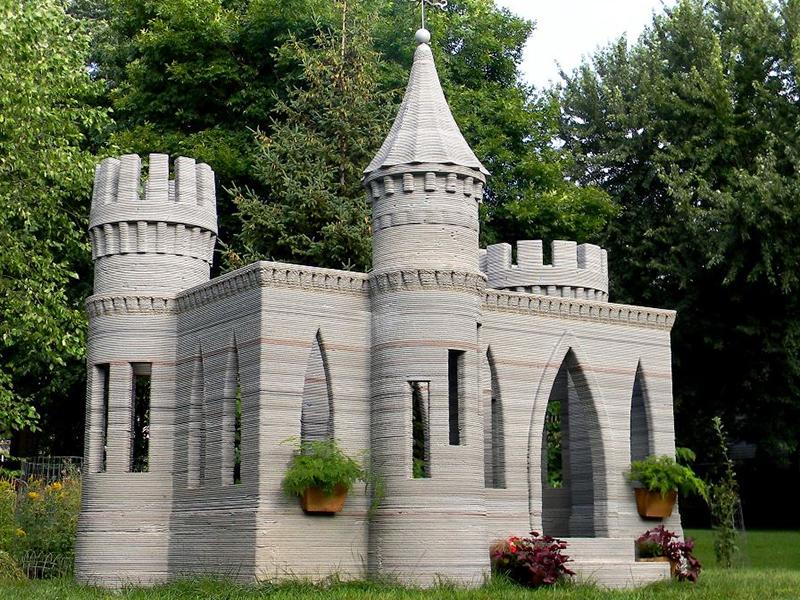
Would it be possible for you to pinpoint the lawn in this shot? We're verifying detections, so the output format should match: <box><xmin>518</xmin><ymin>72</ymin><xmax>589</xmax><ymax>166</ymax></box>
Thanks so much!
<box><xmin>4</xmin><ymin>530</ymin><xmax>799</xmax><ymax>600</ymax></box>
<box><xmin>685</xmin><ymin>528</ymin><xmax>800</xmax><ymax>570</ymax></box>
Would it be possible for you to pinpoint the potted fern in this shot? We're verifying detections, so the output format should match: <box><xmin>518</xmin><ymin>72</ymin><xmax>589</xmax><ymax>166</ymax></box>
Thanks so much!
<box><xmin>282</xmin><ymin>439</ymin><xmax>366</xmax><ymax>514</ymax></box>
<box><xmin>626</xmin><ymin>449</ymin><xmax>708</xmax><ymax>519</ymax></box>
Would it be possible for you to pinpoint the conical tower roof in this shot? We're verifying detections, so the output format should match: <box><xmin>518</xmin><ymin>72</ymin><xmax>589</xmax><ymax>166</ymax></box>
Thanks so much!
<box><xmin>364</xmin><ymin>40</ymin><xmax>489</xmax><ymax>177</ymax></box>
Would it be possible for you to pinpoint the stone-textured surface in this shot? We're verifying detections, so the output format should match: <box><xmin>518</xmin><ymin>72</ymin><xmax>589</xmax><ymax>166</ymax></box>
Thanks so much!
<box><xmin>481</xmin><ymin>240</ymin><xmax>609</xmax><ymax>301</ymax></box>
<box><xmin>77</xmin><ymin>35</ymin><xmax>683</xmax><ymax>590</ymax></box>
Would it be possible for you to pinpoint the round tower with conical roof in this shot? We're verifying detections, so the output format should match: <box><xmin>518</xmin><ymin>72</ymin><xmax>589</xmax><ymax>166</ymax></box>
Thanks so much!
<box><xmin>365</xmin><ymin>33</ymin><xmax>490</xmax><ymax>585</ymax></box>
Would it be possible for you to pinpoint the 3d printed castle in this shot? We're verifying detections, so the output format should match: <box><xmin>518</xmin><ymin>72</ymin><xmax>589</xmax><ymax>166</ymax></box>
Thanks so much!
<box><xmin>77</xmin><ymin>35</ymin><xmax>682</xmax><ymax>588</ymax></box>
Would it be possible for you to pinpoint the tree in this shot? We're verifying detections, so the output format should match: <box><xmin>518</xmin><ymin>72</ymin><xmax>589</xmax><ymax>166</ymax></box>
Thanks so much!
<box><xmin>0</xmin><ymin>0</ymin><xmax>109</xmax><ymax>438</ymax></box>
<box><xmin>559</xmin><ymin>0</ymin><xmax>800</xmax><ymax>469</ymax></box>
<box><xmin>230</xmin><ymin>1</ymin><xmax>387</xmax><ymax>271</ymax></box>
<box><xmin>88</xmin><ymin>0</ymin><xmax>614</xmax><ymax>268</ymax></box>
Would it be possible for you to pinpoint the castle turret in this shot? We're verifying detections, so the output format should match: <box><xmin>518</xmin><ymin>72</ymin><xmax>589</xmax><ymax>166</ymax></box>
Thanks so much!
<box><xmin>78</xmin><ymin>154</ymin><xmax>217</xmax><ymax>584</ymax></box>
<box><xmin>481</xmin><ymin>240</ymin><xmax>609</xmax><ymax>301</ymax></box>
<box><xmin>365</xmin><ymin>32</ymin><xmax>489</xmax><ymax>585</ymax></box>
<box><xmin>89</xmin><ymin>153</ymin><xmax>217</xmax><ymax>296</ymax></box>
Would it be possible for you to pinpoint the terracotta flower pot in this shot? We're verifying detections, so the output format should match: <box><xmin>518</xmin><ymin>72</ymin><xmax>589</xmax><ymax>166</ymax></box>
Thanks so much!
<box><xmin>300</xmin><ymin>484</ymin><xmax>348</xmax><ymax>514</ymax></box>
<box><xmin>635</xmin><ymin>488</ymin><xmax>677</xmax><ymax>519</ymax></box>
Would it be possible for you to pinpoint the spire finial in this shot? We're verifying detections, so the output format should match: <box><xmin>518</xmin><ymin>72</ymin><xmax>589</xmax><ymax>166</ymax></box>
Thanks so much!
<box><xmin>415</xmin><ymin>0</ymin><xmax>447</xmax><ymax>43</ymax></box>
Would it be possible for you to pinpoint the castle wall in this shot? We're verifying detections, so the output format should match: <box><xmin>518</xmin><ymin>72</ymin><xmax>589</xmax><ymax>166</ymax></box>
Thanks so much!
<box><xmin>164</xmin><ymin>262</ymin><xmax>371</xmax><ymax>581</ymax></box>
<box><xmin>252</xmin><ymin>263</ymin><xmax>371</xmax><ymax>580</ymax></box>
<box><xmin>479</xmin><ymin>290</ymin><xmax>681</xmax><ymax>544</ymax></box>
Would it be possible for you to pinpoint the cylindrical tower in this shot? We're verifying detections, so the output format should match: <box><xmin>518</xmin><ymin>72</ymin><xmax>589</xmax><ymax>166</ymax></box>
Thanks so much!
<box><xmin>366</xmin><ymin>34</ymin><xmax>490</xmax><ymax>585</ymax></box>
<box><xmin>89</xmin><ymin>153</ymin><xmax>217</xmax><ymax>296</ymax></box>
<box><xmin>77</xmin><ymin>153</ymin><xmax>217</xmax><ymax>584</ymax></box>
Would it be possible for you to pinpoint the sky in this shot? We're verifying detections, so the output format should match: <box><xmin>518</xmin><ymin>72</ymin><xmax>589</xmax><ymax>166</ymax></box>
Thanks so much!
<box><xmin>493</xmin><ymin>1</ymin><xmax>676</xmax><ymax>88</ymax></box>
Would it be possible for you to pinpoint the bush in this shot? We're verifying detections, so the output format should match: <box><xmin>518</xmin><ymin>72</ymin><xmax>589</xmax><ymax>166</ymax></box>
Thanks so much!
<box><xmin>0</xmin><ymin>550</ymin><xmax>24</xmax><ymax>582</ymax></box>
<box><xmin>636</xmin><ymin>525</ymin><xmax>702</xmax><ymax>582</ymax></box>
<box><xmin>626</xmin><ymin>455</ymin><xmax>708</xmax><ymax>501</ymax></box>
<box><xmin>709</xmin><ymin>416</ymin><xmax>740</xmax><ymax>568</ymax></box>
<box><xmin>282</xmin><ymin>439</ymin><xmax>366</xmax><ymax>498</ymax></box>
<box><xmin>490</xmin><ymin>531</ymin><xmax>574</xmax><ymax>587</ymax></box>
<box><xmin>8</xmin><ymin>472</ymin><xmax>80</xmax><ymax>577</ymax></box>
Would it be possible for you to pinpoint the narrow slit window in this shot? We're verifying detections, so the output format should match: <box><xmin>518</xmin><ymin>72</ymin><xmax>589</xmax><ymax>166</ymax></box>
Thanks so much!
<box><xmin>131</xmin><ymin>363</ymin><xmax>151</xmax><ymax>473</ymax></box>
<box><xmin>448</xmin><ymin>350</ymin><xmax>466</xmax><ymax>446</ymax></box>
<box><xmin>233</xmin><ymin>379</ymin><xmax>242</xmax><ymax>484</ymax></box>
<box><xmin>188</xmin><ymin>353</ymin><xmax>205</xmax><ymax>488</ymax></box>
<box><xmin>410</xmin><ymin>381</ymin><xmax>430</xmax><ymax>479</ymax></box>
<box><xmin>96</xmin><ymin>364</ymin><xmax>110</xmax><ymax>473</ymax></box>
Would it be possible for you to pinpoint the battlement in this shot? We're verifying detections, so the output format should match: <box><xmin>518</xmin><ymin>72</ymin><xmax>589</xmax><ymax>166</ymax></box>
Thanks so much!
<box><xmin>479</xmin><ymin>240</ymin><xmax>609</xmax><ymax>301</ymax></box>
<box><xmin>89</xmin><ymin>154</ymin><xmax>217</xmax><ymax>264</ymax></box>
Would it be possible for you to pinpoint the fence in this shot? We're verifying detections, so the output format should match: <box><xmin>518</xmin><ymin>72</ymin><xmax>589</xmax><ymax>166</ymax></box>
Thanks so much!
<box><xmin>20</xmin><ymin>456</ymin><xmax>82</xmax><ymax>483</ymax></box>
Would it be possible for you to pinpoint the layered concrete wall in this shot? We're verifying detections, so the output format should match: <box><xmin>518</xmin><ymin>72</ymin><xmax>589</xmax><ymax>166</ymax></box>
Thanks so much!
<box><xmin>479</xmin><ymin>290</ymin><xmax>681</xmax><ymax>543</ymax></box>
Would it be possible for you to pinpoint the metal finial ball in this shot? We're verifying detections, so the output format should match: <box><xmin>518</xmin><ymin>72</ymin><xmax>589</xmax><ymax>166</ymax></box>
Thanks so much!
<box><xmin>415</xmin><ymin>28</ymin><xmax>431</xmax><ymax>44</ymax></box>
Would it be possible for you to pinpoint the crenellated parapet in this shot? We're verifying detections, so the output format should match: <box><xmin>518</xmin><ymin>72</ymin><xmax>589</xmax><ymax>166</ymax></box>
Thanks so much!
<box><xmin>88</xmin><ymin>154</ymin><xmax>218</xmax><ymax>296</ymax></box>
<box><xmin>480</xmin><ymin>240</ymin><xmax>609</xmax><ymax>301</ymax></box>
<box><xmin>89</xmin><ymin>153</ymin><xmax>217</xmax><ymax>262</ymax></box>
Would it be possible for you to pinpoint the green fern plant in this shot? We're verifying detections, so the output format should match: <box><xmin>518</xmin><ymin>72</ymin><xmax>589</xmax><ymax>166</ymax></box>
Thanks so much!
<box><xmin>626</xmin><ymin>454</ymin><xmax>708</xmax><ymax>502</ymax></box>
<box><xmin>282</xmin><ymin>438</ymin><xmax>366</xmax><ymax>498</ymax></box>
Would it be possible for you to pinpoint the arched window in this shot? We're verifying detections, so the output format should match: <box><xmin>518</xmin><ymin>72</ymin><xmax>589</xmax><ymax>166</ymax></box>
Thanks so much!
<box><xmin>540</xmin><ymin>349</ymin><xmax>602</xmax><ymax>537</ymax></box>
<box><xmin>630</xmin><ymin>361</ymin><xmax>651</xmax><ymax>463</ymax></box>
<box><xmin>301</xmin><ymin>330</ymin><xmax>334</xmax><ymax>442</ymax></box>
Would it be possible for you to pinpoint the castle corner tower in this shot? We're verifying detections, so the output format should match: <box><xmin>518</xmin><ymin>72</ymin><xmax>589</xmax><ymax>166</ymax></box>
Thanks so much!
<box><xmin>365</xmin><ymin>31</ymin><xmax>490</xmax><ymax>585</ymax></box>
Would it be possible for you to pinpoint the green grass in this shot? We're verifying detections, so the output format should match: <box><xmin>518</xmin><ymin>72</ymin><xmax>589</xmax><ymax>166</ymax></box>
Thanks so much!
<box><xmin>4</xmin><ymin>571</ymin><xmax>800</xmax><ymax>600</ymax></box>
<box><xmin>685</xmin><ymin>528</ymin><xmax>800</xmax><ymax>570</ymax></box>
<box><xmin>3</xmin><ymin>530</ymin><xmax>799</xmax><ymax>600</ymax></box>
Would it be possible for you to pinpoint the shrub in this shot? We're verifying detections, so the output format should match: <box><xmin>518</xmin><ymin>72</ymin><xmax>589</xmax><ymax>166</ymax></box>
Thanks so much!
<box><xmin>0</xmin><ymin>550</ymin><xmax>24</xmax><ymax>582</ymax></box>
<box><xmin>490</xmin><ymin>531</ymin><xmax>574</xmax><ymax>587</ymax></box>
<box><xmin>282</xmin><ymin>439</ymin><xmax>366</xmax><ymax>498</ymax></box>
<box><xmin>636</xmin><ymin>525</ymin><xmax>702</xmax><ymax>582</ymax></box>
<box><xmin>626</xmin><ymin>454</ymin><xmax>708</xmax><ymax>501</ymax></box>
<box><xmin>12</xmin><ymin>474</ymin><xmax>81</xmax><ymax>568</ymax></box>
<box><xmin>709</xmin><ymin>416</ymin><xmax>740</xmax><ymax>568</ymax></box>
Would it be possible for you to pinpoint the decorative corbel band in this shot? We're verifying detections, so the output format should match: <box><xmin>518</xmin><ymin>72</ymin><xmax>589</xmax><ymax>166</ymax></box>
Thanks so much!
<box><xmin>86</xmin><ymin>295</ymin><xmax>176</xmax><ymax>317</ymax></box>
<box><xmin>483</xmin><ymin>289</ymin><xmax>676</xmax><ymax>331</ymax></box>
<box><xmin>368</xmin><ymin>269</ymin><xmax>487</xmax><ymax>296</ymax></box>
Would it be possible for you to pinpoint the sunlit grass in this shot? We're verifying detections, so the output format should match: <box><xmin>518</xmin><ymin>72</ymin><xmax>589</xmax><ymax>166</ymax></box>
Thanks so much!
<box><xmin>4</xmin><ymin>530</ymin><xmax>799</xmax><ymax>600</ymax></box>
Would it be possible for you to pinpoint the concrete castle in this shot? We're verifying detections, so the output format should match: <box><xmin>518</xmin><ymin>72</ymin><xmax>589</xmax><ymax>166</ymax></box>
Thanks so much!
<box><xmin>77</xmin><ymin>34</ymin><xmax>682</xmax><ymax>588</ymax></box>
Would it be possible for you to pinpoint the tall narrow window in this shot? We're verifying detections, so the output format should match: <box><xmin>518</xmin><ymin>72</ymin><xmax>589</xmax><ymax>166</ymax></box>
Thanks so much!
<box><xmin>485</xmin><ymin>349</ymin><xmax>505</xmax><ymax>489</ymax></box>
<box><xmin>411</xmin><ymin>381</ymin><xmax>430</xmax><ymax>478</ymax></box>
<box><xmin>188</xmin><ymin>352</ymin><xmax>205</xmax><ymax>488</ymax></box>
<box><xmin>448</xmin><ymin>350</ymin><xmax>465</xmax><ymax>445</ymax></box>
<box><xmin>234</xmin><ymin>380</ymin><xmax>242</xmax><ymax>484</ymax></box>
<box><xmin>630</xmin><ymin>362</ymin><xmax>651</xmax><ymax>463</ymax></box>
<box><xmin>301</xmin><ymin>331</ymin><xmax>334</xmax><ymax>443</ymax></box>
<box><xmin>131</xmin><ymin>363</ymin><xmax>151</xmax><ymax>473</ymax></box>
<box><xmin>96</xmin><ymin>364</ymin><xmax>110</xmax><ymax>473</ymax></box>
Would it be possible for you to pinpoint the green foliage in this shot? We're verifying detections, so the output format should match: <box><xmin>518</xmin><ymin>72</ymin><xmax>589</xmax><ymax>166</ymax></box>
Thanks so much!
<box><xmin>709</xmin><ymin>417</ymin><xmax>740</xmax><ymax>569</ymax></box>
<box><xmin>0</xmin><ymin>550</ymin><xmax>24</xmax><ymax>582</ymax></box>
<box><xmin>7</xmin><ymin>568</ymin><xmax>800</xmax><ymax>598</ymax></box>
<box><xmin>88</xmin><ymin>0</ymin><xmax>613</xmax><ymax>275</ymax></box>
<box><xmin>11</xmin><ymin>475</ymin><xmax>81</xmax><ymax>565</ymax></box>
<box><xmin>0</xmin><ymin>473</ymin><xmax>81</xmax><ymax>580</ymax></box>
<box><xmin>0</xmin><ymin>0</ymin><xmax>110</xmax><ymax>437</ymax></box>
<box><xmin>559</xmin><ymin>0</ymin><xmax>800</xmax><ymax>469</ymax></box>
<box><xmin>230</xmin><ymin>1</ymin><xmax>385</xmax><ymax>271</ymax></box>
<box><xmin>626</xmin><ymin>455</ymin><xmax>708</xmax><ymax>501</ymax></box>
<box><xmin>282</xmin><ymin>439</ymin><xmax>366</xmax><ymax>498</ymax></box>
<box><xmin>544</xmin><ymin>400</ymin><xmax>562</xmax><ymax>488</ymax></box>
